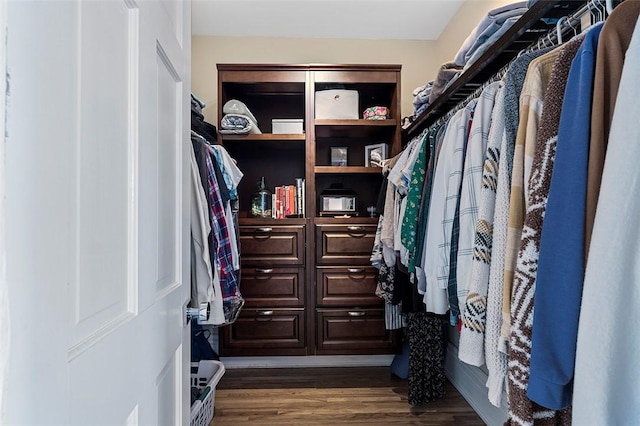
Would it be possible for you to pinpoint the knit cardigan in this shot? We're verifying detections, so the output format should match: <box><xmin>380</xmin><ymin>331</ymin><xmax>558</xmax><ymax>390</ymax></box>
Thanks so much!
<box><xmin>458</xmin><ymin>84</ymin><xmax>503</xmax><ymax>371</ymax></box>
<box><xmin>457</xmin><ymin>81</ymin><xmax>501</xmax><ymax>367</ymax></box>
<box><xmin>456</xmin><ymin>81</ymin><xmax>501</xmax><ymax>324</ymax></box>
<box><xmin>484</xmin><ymin>48</ymin><xmax>552</xmax><ymax>407</ymax></box>
<box><xmin>506</xmin><ymin>35</ymin><xmax>584</xmax><ymax>426</ymax></box>
<box><xmin>500</xmin><ymin>50</ymin><xmax>559</xmax><ymax>350</ymax></box>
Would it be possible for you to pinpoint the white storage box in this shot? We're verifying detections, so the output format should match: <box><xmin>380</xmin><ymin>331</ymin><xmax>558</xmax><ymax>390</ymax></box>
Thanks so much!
<box><xmin>190</xmin><ymin>360</ymin><xmax>225</xmax><ymax>426</ymax></box>
<box><xmin>272</xmin><ymin>118</ymin><xmax>304</xmax><ymax>134</ymax></box>
<box><xmin>315</xmin><ymin>89</ymin><xmax>359</xmax><ymax>119</ymax></box>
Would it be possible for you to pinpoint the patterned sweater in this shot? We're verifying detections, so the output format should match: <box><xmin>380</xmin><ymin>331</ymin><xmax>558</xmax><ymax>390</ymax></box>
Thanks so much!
<box><xmin>506</xmin><ymin>35</ymin><xmax>584</xmax><ymax>426</ymax></box>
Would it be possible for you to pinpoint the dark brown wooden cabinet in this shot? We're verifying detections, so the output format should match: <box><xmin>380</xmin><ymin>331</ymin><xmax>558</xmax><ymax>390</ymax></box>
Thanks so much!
<box><xmin>217</xmin><ymin>64</ymin><xmax>401</xmax><ymax>356</ymax></box>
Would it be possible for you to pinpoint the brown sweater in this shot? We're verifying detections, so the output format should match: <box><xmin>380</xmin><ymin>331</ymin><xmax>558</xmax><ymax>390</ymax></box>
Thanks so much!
<box><xmin>586</xmin><ymin>0</ymin><xmax>640</xmax><ymax>254</ymax></box>
<box><xmin>506</xmin><ymin>35</ymin><xmax>584</xmax><ymax>426</ymax></box>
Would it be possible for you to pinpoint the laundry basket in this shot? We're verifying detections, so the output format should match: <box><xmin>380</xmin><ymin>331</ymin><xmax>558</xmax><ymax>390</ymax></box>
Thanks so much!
<box><xmin>190</xmin><ymin>360</ymin><xmax>225</xmax><ymax>426</ymax></box>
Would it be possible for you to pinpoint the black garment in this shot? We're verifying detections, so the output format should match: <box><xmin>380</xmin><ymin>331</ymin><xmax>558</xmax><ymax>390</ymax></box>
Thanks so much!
<box><xmin>375</xmin><ymin>171</ymin><xmax>389</xmax><ymax>215</ymax></box>
<box><xmin>192</xmin><ymin>117</ymin><xmax>218</xmax><ymax>143</ymax></box>
<box><xmin>407</xmin><ymin>312</ymin><xmax>447</xmax><ymax>406</ymax></box>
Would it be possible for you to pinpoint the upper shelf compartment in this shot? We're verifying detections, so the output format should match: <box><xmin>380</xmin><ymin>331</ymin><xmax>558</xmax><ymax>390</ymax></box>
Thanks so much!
<box><xmin>404</xmin><ymin>0</ymin><xmax>586</xmax><ymax>137</ymax></box>
<box><xmin>314</xmin><ymin>119</ymin><xmax>397</xmax><ymax>138</ymax></box>
<box><xmin>218</xmin><ymin>65</ymin><xmax>307</xmax><ymax>135</ymax></box>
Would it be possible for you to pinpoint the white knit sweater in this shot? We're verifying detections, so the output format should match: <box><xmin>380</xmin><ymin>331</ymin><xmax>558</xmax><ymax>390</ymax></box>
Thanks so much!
<box><xmin>458</xmin><ymin>83</ymin><xmax>505</xmax><ymax>370</ymax></box>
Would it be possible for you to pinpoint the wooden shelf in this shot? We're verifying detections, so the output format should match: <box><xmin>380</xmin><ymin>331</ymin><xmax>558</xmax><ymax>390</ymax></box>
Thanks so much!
<box><xmin>315</xmin><ymin>120</ymin><xmax>397</xmax><ymax>138</ymax></box>
<box><xmin>221</xmin><ymin>133</ymin><xmax>306</xmax><ymax>141</ymax></box>
<box><xmin>237</xmin><ymin>217</ymin><xmax>307</xmax><ymax>226</ymax></box>
<box><xmin>315</xmin><ymin>119</ymin><xmax>397</xmax><ymax>127</ymax></box>
<box><xmin>315</xmin><ymin>166</ymin><xmax>382</xmax><ymax>174</ymax></box>
<box><xmin>404</xmin><ymin>0</ymin><xmax>585</xmax><ymax>137</ymax></box>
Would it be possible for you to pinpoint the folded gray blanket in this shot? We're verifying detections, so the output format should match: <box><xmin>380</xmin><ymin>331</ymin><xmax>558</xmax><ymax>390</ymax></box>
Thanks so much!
<box><xmin>429</xmin><ymin>62</ymin><xmax>463</xmax><ymax>105</ymax></box>
<box><xmin>413</xmin><ymin>81</ymin><xmax>433</xmax><ymax>109</ymax></box>
<box><xmin>223</xmin><ymin>99</ymin><xmax>259</xmax><ymax>126</ymax></box>
<box><xmin>220</xmin><ymin>99</ymin><xmax>262</xmax><ymax>134</ymax></box>
<box><xmin>220</xmin><ymin>113</ymin><xmax>262</xmax><ymax>135</ymax></box>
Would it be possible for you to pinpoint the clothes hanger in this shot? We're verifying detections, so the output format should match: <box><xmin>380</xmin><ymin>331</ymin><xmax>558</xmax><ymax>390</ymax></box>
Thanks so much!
<box><xmin>605</xmin><ymin>0</ymin><xmax>613</xmax><ymax>15</ymax></box>
<box><xmin>556</xmin><ymin>16</ymin><xmax>568</xmax><ymax>45</ymax></box>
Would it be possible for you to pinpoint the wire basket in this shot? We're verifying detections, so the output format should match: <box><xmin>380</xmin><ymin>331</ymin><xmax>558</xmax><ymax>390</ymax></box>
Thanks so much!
<box><xmin>190</xmin><ymin>360</ymin><xmax>225</xmax><ymax>426</ymax></box>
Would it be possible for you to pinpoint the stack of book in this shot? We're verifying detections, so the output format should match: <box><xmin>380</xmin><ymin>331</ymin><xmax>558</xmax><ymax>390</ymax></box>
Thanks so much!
<box><xmin>272</xmin><ymin>177</ymin><xmax>305</xmax><ymax>219</ymax></box>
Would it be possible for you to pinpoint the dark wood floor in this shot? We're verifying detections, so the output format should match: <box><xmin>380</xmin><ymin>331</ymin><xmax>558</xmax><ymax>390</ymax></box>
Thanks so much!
<box><xmin>211</xmin><ymin>367</ymin><xmax>485</xmax><ymax>425</ymax></box>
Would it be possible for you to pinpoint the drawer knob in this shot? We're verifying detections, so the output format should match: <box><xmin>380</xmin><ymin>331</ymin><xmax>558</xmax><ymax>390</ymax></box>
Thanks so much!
<box><xmin>347</xmin><ymin>268</ymin><xmax>365</xmax><ymax>274</ymax></box>
<box><xmin>256</xmin><ymin>268</ymin><xmax>274</xmax><ymax>274</ymax></box>
<box><xmin>348</xmin><ymin>311</ymin><xmax>365</xmax><ymax>317</ymax></box>
<box><xmin>347</xmin><ymin>226</ymin><xmax>365</xmax><ymax>232</ymax></box>
<box><xmin>258</xmin><ymin>310</ymin><xmax>274</xmax><ymax>316</ymax></box>
<box><xmin>253</xmin><ymin>227</ymin><xmax>273</xmax><ymax>239</ymax></box>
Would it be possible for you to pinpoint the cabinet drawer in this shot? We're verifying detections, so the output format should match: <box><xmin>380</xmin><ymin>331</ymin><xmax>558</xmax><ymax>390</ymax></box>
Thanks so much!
<box><xmin>315</xmin><ymin>308</ymin><xmax>397</xmax><ymax>355</ymax></box>
<box><xmin>240</xmin><ymin>225</ymin><xmax>304</xmax><ymax>265</ymax></box>
<box><xmin>241</xmin><ymin>267</ymin><xmax>304</xmax><ymax>307</ymax></box>
<box><xmin>316</xmin><ymin>266</ymin><xmax>380</xmax><ymax>307</ymax></box>
<box><xmin>316</xmin><ymin>224</ymin><xmax>376</xmax><ymax>265</ymax></box>
<box><xmin>219</xmin><ymin>309</ymin><xmax>306</xmax><ymax>356</ymax></box>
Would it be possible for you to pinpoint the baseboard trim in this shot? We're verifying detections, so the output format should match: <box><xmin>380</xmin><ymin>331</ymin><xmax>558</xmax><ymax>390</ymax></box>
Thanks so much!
<box><xmin>220</xmin><ymin>354</ymin><xmax>395</xmax><ymax>369</ymax></box>
<box><xmin>444</xmin><ymin>342</ymin><xmax>508</xmax><ymax>425</ymax></box>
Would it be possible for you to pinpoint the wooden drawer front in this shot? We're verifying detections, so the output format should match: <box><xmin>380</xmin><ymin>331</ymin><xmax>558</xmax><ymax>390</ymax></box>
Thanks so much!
<box><xmin>316</xmin><ymin>224</ymin><xmax>376</xmax><ymax>265</ymax></box>
<box><xmin>241</xmin><ymin>267</ymin><xmax>304</xmax><ymax>307</ymax></box>
<box><xmin>316</xmin><ymin>309</ymin><xmax>395</xmax><ymax>354</ymax></box>
<box><xmin>316</xmin><ymin>266</ymin><xmax>380</xmax><ymax>307</ymax></box>
<box><xmin>220</xmin><ymin>309</ymin><xmax>305</xmax><ymax>355</ymax></box>
<box><xmin>240</xmin><ymin>225</ymin><xmax>304</xmax><ymax>265</ymax></box>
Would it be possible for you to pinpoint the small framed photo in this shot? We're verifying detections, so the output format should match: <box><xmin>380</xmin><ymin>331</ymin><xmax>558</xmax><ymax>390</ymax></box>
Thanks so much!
<box><xmin>364</xmin><ymin>143</ymin><xmax>388</xmax><ymax>167</ymax></box>
<box><xmin>330</xmin><ymin>147</ymin><xmax>348</xmax><ymax>166</ymax></box>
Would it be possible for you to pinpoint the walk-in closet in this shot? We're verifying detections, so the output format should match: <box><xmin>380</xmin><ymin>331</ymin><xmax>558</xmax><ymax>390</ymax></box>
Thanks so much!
<box><xmin>4</xmin><ymin>0</ymin><xmax>639</xmax><ymax>424</ymax></box>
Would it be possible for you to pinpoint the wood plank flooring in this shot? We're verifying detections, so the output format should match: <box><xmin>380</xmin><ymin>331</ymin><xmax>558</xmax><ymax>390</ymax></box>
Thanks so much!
<box><xmin>211</xmin><ymin>367</ymin><xmax>485</xmax><ymax>425</ymax></box>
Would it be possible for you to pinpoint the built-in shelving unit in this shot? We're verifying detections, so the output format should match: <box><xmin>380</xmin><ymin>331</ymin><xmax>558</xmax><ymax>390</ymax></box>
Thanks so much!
<box><xmin>217</xmin><ymin>64</ymin><xmax>401</xmax><ymax>357</ymax></box>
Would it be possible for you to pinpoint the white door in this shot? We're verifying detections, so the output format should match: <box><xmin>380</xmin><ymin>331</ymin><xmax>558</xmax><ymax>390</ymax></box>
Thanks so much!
<box><xmin>3</xmin><ymin>0</ymin><xmax>192</xmax><ymax>425</ymax></box>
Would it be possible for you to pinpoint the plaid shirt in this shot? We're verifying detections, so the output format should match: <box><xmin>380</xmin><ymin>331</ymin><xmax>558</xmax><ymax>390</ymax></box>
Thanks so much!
<box><xmin>204</xmin><ymin>153</ymin><xmax>238</xmax><ymax>301</ymax></box>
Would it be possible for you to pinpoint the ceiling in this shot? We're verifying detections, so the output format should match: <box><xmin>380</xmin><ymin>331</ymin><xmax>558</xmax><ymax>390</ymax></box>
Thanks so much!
<box><xmin>191</xmin><ymin>0</ymin><xmax>466</xmax><ymax>41</ymax></box>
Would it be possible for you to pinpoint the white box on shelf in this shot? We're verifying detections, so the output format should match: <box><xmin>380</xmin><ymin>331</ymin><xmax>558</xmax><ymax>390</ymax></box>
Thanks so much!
<box><xmin>272</xmin><ymin>118</ymin><xmax>304</xmax><ymax>134</ymax></box>
<box><xmin>315</xmin><ymin>89</ymin><xmax>359</xmax><ymax>119</ymax></box>
<box><xmin>190</xmin><ymin>360</ymin><xmax>225</xmax><ymax>426</ymax></box>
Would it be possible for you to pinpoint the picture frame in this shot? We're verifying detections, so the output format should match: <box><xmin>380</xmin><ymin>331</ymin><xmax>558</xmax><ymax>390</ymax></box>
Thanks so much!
<box><xmin>330</xmin><ymin>146</ymin><xmax>348</xmax><ymax>166</ymax></box>
<box><xmin>364</xmin><ymin>143</ymin><xmax>388</xmax><ymax>167</ymax></box>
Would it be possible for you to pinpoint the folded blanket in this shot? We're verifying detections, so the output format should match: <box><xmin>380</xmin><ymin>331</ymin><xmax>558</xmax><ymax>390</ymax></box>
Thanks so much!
<box><xmin>464</xmin><ymin>15</ymin><xmax>522</xmax><ymax>70</ymax></box>
<box><xmin>454</xmin><ymin>1</ymin><xmax>528</xmax><ymax>67</ymax></box>
<box><xmin>429</xmin><ymin>62</ymin><xmax>463</xmax><ymax>105</ymax></box>
<box><xmin>415</xmin><ymin>103</ymin><xmax>430</xmax><ymax>116</ymax></box>
<box><xmin>413</xmin><ymin>81</ymin><xmax>434</xmax><ymax>109</ymax></box>
<box><xmin>222</xmin><ymin>99</ymin><xmax>259</xmax><ymax>126</ymax></box>
<box><xmin>412</xmin><ymin>81</ymin><xmax>434</xmax><ymax>97</ymax></box>
<box><xmin>220</xmin><ymin>114</ymin><xmax>262</xmax><ymax>135</ymax></box>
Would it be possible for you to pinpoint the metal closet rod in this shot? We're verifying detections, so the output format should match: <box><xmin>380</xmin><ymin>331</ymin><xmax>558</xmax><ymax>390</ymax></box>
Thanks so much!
<box><xmin>429</xmin><ymin>0</ymin><xmax>607</xmax><ymax>130</ymax></box>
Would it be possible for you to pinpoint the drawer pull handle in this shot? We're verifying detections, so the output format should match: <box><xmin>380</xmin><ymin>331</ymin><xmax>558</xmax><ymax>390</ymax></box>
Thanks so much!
<box><xmin>347</xmin><ymin>226</ymin><xmax>365</xmax><ymax>232</ymax></box>
<box><xmin>256</xmin><ymin>268</ymin><xmax>273</xmax><ymax>274</ymax></box>
<box><xmin>348</xmin><ymin>311</ymin><xmax>365</xmax><ymax>317</ymax></box>
<box><xmin>256</xmin><ymin>227</ymin><xmax>273</xmax><ymax>233</ymax></box>
<box><xmin>347</xmin><ymin>268</ymin><xmax>365</xmax><ymax>274</ymax></box>
<box><xmin>258</xmin><ymin>310</ymin><xmax>274</xmax><ymax>316</ymax></box>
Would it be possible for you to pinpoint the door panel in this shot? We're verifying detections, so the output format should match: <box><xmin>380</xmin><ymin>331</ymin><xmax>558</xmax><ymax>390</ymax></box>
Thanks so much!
<box><xmin>72</xmin><ymin>0</ymin><xmax>136</xmax><ymax>354</ymax></box>
<box><xmin>4</xmin><ymin>1</ymin><xmax>191</xmax><ymax>424</ymax></box>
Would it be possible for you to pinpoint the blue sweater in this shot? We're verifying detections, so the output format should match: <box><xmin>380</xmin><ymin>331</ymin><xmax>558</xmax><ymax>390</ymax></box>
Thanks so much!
<box><xmin>527</xmin><ymin>23</ymin><xmax>603</xmax><ymax>410</ymax></box>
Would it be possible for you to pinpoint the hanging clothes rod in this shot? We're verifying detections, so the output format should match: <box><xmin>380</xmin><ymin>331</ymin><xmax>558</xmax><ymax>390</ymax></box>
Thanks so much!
<box><xmin>426</xmin><ymin>0</ymin><xmax>608</xmax><ymax>132</ymax></box>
